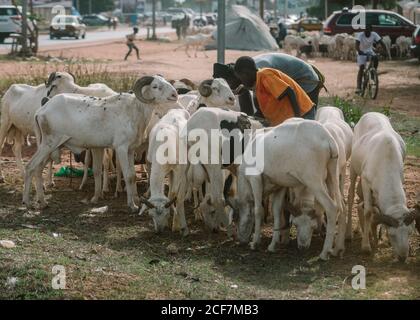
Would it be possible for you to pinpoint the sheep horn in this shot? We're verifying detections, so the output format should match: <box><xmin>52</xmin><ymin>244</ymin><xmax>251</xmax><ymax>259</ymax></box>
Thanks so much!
<box><xmin>233</xmin><ymin>84</ymin><xmax>244</xmax><ymax>95</ymax></box>
<box><xmin>180</xmin><ymin>78</ymin><xmax>196</xmax><ymax>89</ymax></box>
<box><xmin>373</xmin><ymin>213</ymin><xmax>399</xmax><ymax>228</ymax></box>
<box><xmin>403</xmin><ymin>209</ymin><xmax>417</xmax><ymax>226</ymax></box>
<box><xmin>133</xmin><ymin>76</ymin><xmax>156</xmax><ymax>104</ymax></box>
<box><xmin>140</xmin><ymin>196</ymin><xmax>155</xmax><ymax>209</ymax></box>
<box><xmin>68</xmin><ymin>72</ymin><xmax>76</xmax><ymax>83</ymax></box>
<box><xmin>198</xmin><ymin>79</ymin><xmax>213</xmax><ymax>97</ymax></box>
<box><xmin>284</xmin><ymin>201</ymin><xmax>301</xmax><ymax>217</ymax></box>
<box><xmin>45</xmin><ymin>72</ymin><xmax>56</xmax><ymax>87</ymax></box>
<box><xmin>225</xmin><ymin>198</ymin><xmax>235</xmax><ymax>209</ymax></box>
<box><xmin>165</xmin><ymin>197</ymin><xmax>177</xmax><ymax>208</ymax></box>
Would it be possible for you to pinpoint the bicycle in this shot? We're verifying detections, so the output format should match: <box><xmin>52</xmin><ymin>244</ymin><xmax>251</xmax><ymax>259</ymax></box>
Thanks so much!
<box><xmin>360</xmin><ymin>53</ymin><xmax>379</xmax><ymax>100</ymax></box>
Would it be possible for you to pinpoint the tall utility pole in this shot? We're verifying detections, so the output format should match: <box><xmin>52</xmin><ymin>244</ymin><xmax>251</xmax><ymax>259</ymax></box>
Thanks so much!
<box><xmin>217</xmin><ymin>0</ymin><xmax>225</xmax><ymax>64</ymax></box>
<box><xmin>273</xmin><ymin>0</ymin><xmax>277</xmax><ymax>23</ymax></box>
<box><xmin>284</xmin><ymin>0</ymin><xmax>288</xmax><ymax>19</ymax></box>
<box><xmin>152</xmin><ymin>0</ymin><xmax>157</xmax><ymax>40</ymax></box>
<box><xmin>259</xmin><ymin>0</ymin><xmax>264</xmax><ymax>19</ymax></box>
<box><xmin>325</xmin><ymin>0</ymin><xmax>328</xmax><ymax>20</ymax></box>
<box><xmin>21</xmin><ymin>0</ymin><xmax>29</xmax><ymax>56</ymax></box>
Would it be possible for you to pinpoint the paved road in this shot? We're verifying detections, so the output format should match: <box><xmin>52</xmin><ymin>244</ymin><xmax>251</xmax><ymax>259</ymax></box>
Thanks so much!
<box><xmin>0</xmin><ymin>26</ymin><xmax>174</xmax><ymax>53</ymax></box>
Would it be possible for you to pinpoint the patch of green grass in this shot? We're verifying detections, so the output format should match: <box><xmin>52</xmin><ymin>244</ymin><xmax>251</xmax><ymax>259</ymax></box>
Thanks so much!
<box><xmin>320</xmin><ymin>96</ymin><xmax>420</xmax><ymax>158</ymax></box>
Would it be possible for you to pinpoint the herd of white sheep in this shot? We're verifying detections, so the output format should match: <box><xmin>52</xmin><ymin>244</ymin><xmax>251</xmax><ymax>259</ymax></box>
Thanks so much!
<box><xmin>0</xmin><ymin>72</ymin><xmax>419</xmax><ymax>263</ymax></box>
<box><xmin>284</xmin><ymin>32</ymin><xmax>413</xmax><ymax>60</ymax></box>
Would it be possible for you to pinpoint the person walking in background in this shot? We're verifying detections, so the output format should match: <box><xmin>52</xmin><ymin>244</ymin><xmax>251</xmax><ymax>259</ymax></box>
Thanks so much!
<box><xmin>181</xmin><ymin>13</ymin><xmax>190</xmax><ymax>39</ymax></box>
<box><xmin>124</xmin><ymin>27</ymin><xmax>140</xmax><ymax>61</ymax></box>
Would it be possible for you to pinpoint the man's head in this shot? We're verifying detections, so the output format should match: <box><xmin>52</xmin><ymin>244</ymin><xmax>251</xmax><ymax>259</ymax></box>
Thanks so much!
<box><xmin>213</xmin><ymin>62</ymin><xmax>241</xmax><ymax>90</ymax></box>
<box><xmin>133</xmin><ymin>27</ymin><xmax>139</xmax><ymax>34</ymax></box>
<box><xmin>234</xmin><ymin>56</ymin><xmax>258</xmax><ymax>89</ymax></box>
<box><xmin>364</xmin><ymin>24</ymin><xmax>372</xmax><ymax>37</ymax></box>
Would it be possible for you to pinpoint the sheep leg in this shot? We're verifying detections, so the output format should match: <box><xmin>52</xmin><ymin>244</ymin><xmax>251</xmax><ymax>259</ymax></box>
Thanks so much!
<box><xmin>311</xmin><ymin>183</ymin><xmax>338</xmax><ymax>261</ymax></box>
<box><xmin>11</xmin><ymin>132</ymin><xmax>25</xmax><ymax>180</ymax></box>
<box><xmin>114</xmin><ymin>154</ymin><xmax>123</xmax><ymax>197</ymax></box>
<box><xmin>249</xmin><ymin>175</ymin><xmax>264</xmax><ymax>250</ymax></box>
<box><xmin>360</xmin><ymin>177</ymin><xmax>373</xmax><ymax>253</ymax></box>
<box><xmin>268</xmin><ymin>188</ymin><xmax>286</xmax><ymax>252</ymax></box>
<box><xmin>116</xmin><ymin>147</ymin><xmax>138</xmax><ymax>213</ymax></box>
<box><xmin>102</xmin><ymin>149</ymin><xmax>111</xmax><ymax>193</ymax></box>
<box><xmin>23</xmin><ymin>139</ymin><xmax>63</xmax><ymax>208</ymax></box>
<box><xmin>90</xmin><ymin>148</ymin><xmax>104</xmax><ymax>204</ymax></box>
<box><xmin>79</xmin><ymin>150</ymin><xmax>91</xmax><ymax>190</ymax></box>
<box><xmin>0</xmin><ymin>112</ymin><xmax>13</xmax><ymax>183</ymax></box>
<box><xmin>346</xmin><ymin>168</ymin><xmax>357</xmax><ymax>240</ymax></box>
<box><xmin>185</xmin><ymin>44</ymin><xmax>191</xmax><ymax>58</ymax></box>
<box><xmin>45</xmin><ymin>160</ymin><xmax>55</xmax><ymax>189</ymax></box>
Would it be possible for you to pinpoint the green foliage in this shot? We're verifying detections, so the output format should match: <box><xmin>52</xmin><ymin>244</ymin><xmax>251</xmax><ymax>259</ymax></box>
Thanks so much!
<box><xmin>332</xmin><ymin>96</ymin><xmax>363</xmax><ymax>127</ymax></box>
<box><xmin>77</xmin><ymin>0</ymin><xmax>115</xmax><ymax>15</ymax></box>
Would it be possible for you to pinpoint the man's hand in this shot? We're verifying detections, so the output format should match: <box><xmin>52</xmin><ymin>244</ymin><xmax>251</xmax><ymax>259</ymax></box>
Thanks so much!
<box><xmin>278</xmin><ymin>87</ymin><xmax>300</xmax><ymax>117</ymax></box>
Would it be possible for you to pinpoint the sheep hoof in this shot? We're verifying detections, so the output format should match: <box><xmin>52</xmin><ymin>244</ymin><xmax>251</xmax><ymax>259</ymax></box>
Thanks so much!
<box><xmin>361</xmin><ymin>243</ymin><xmax>372</xmax><ymax>254</ymax></box>
<box><xmin>267</xmin><ymin>243</ymin><xmax>277</xmax><ymax>253</ymax></box>
<box><xmin>181</xmin><ymin>228</ymin><xmax>189</xmax><ymax>237</ymax></box>
<box><xmin>249</xmin><ymin>242</ymin><xmax>258</xmax><ymax>250</ymax></box>
<box><xmin>319</xmin><ymin>252</ymin><xmax>330</xmax><ymax>261</ymax></box>
<box><xmin>331</xmin><ymin>246</ymin><xmax>345</xmax><ymax>258</ymax></box>
<box><xmin>45</xmin><ymin>182</ymin><xmax>55</xmax><ymax>189</ymax></box>
<box><xmin>128</xmin><ymin>205</ymin><xmax>139</xmax><ymax>214</ymax></box>
<box><xmin>90</xmin><ymin>197</ymin><xmax>99</xmax><ymax>204</ymax></box>
<box><xmin>37</xmin><ymin>200</ymin><xmax>48</xmax><ymax>209</ymax></box>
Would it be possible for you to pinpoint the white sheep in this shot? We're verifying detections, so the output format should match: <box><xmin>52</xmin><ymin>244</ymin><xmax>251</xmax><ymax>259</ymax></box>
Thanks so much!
<box><xmin>22</xmin><ymin>76</ymin><xmax>179</xmax><ymax>212</ymax></box>
<box><xmin>347</xmin><ymin>112</ymin><xmax>418</xmax><ymax>262</ymax></box>
<box><xmin>0</xmin><ymin>72</ymin><xmax>116</xmax><ymax>186</ymax></box>
<box><xmin>174</xmin><ymin>33</ymin><xmax>214</xmax><ymax>58</ymax></box>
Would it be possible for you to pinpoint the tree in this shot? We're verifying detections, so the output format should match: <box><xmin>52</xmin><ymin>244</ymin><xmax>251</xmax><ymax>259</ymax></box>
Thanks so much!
<box><xmin>12</xmin><ymin>0</ymin><xmax>39</xmax><ymax>56</ymax></box>
<box><xmin>78</xmin><ymin>0</ymin><xmax>114</xmax><ymax>14</ymax></box>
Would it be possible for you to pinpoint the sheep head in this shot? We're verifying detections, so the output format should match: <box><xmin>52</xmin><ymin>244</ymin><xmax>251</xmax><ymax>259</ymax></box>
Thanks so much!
<box><xmin>133</xmin><ymin>75</ymin><xmax>178</xmax><ymax>104</ymax></box>
<box><xmin>198</xmin><ymin>78</ymin><xmax>235</xmax><ymax>107</ymax></box>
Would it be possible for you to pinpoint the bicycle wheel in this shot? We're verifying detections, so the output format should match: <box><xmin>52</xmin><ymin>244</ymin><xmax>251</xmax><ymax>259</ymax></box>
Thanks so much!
<box><xmin>368</xmin><ymin>69</ymin><xmax>379</xmax><ymax>99</ymax></box>
<box><xmin>361</xmin><ymin>71</ymin><xmax>368</xmax><ymax>97</ymax></box>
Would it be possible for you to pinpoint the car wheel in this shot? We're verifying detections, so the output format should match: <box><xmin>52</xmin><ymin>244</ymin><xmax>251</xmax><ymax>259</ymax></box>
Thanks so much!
<box><xmin>75</xmin><ymin>35</ymin><xmax>79</xmax><ymax>39</ymax></box>
<box><xmin>82</xmin><ymin>33</ymin><xmax>85</xmax><ymax>39</ymax></box>
<box><xmin>49</xmin><ymin>33</ymin><xmax>54</xmax><ymax>40</ymax></box>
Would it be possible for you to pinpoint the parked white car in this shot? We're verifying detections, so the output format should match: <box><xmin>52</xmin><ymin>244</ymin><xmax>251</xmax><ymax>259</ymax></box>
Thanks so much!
<box><xmin>0</xmin><ymin>5</ymin><xmax>22</xmax><ymax>43</ymax></box>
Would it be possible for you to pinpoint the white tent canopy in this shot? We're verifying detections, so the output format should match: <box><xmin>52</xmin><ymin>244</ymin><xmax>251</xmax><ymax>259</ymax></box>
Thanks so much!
<box><xmin>209</xmin><ymin>5</ymin><xmax>279</xmax><ymax>51</ymax></box>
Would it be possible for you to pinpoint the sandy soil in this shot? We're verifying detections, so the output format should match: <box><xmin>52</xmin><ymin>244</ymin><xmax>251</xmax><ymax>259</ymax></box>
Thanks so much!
<box><xmin>1</xmin><ymin>36</ymin><xmax>419</xmax><ymax>116</ymax></box>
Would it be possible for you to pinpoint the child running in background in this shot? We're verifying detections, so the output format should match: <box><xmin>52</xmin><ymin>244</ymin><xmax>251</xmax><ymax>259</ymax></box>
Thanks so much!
<box><xmin>124</xmin><ymin>27</ymin><xmax>140</xmax><ymax>61</ymax></box>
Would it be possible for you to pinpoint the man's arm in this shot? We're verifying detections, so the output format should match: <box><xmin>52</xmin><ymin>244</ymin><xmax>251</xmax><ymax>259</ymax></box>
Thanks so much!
<box><xmin>377</xmin><ymin>39</ymin><xmax>386</xmax><ymax>53</ymax></box>
<box><xmin>356</xmin><ymin>40</ymin><xmax>363</xmax><ymax>55</ymax></box>
<box><xmin>278</xmin><ymin>87</ymin><xmax>300</xmax><ymax>117</ymax></box>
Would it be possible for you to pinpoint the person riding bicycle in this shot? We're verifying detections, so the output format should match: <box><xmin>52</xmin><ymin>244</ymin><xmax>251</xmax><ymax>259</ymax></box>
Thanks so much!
<box><xmin>355</xmin><ymin>24</ymin><xmax>386</xmax><ymax>94</ymax></box>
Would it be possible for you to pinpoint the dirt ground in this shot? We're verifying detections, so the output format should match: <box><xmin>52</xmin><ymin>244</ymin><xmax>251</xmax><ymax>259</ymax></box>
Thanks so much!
<box><xmin>0</xmin><ymin>37</ymin><xmax>419</xmax><ymax>299</ymax></box>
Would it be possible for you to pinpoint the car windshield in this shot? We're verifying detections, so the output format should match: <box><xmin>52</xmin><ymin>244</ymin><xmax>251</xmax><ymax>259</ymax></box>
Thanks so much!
<box><xmin>0</xmin><ymin>8</ymin><xmax>18</xmax><ymax>15</ymax></box>
<box><xmin>65</xmin><ymin>17</ymin><xmax>75</xmax><ymax>24</ymax></box>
